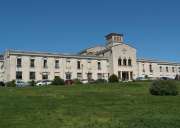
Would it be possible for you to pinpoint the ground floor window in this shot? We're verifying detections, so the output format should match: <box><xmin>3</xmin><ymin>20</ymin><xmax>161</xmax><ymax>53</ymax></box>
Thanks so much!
<box><xmin>118</xmin><ymin>71</ymin><xmax>121</xmax><ymax>80</ymax></box>
<box><xmin>87</xmin><ymin>73</ymin><xmax>92</xmax><ymax>80</ymax></box>
<box><xmin>16</xmin><ymin>71</ymin><xmax>22</xmax><ymax>80</ymax></box>
<box><xmin>77</xmin><ymin>73</ymin><xmax>82</xmax><ymax>80</ymax></box>
<box><xmin>66</xmin><ymin>73</ymin><xmax>71</xmax><ymax>80</ymax></box>
<box><xmin>30</xmin><ymin>72</ymin><xmax>35</xmax><ymax>80</ymax></box>
<box><xmin>130</xmin><ymin>72</ymin><xmax>133</xmax><ymax>80</ymax></box>
<box><xmin>42</xmin><ymin>74</ymin><xmax>48</xmax><ymax>80</ymax></box>
<box><xmin>97</xmin><ymin>73</ymin><xmax>103</xmax><ymax>79</ymax></box>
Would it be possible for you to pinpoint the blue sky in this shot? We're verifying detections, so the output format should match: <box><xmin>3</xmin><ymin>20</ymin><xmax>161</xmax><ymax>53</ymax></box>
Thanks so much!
<box><xmin>0</xmin><ymin>0</ymin><xmax>180</xmax><ymax>61</ymax></box>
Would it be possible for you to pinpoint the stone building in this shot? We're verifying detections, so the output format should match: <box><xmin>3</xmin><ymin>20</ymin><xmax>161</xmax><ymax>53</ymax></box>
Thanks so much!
<box><xmin>0</xmin><ymin>33</ymin><xmax>179</xmax><ymax>82</ymax></box>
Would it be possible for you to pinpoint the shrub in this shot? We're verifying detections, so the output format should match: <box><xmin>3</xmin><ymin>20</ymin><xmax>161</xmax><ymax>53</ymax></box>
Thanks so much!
<box><xmin>52</xmin><ymin>76</ymin><xmax>65</xmax><ymax>85</ymax></box>
<box><xmin>29</xmin><ymin>80</ymin><xmax>36</xmax><ymax>86</ymax></box>
<box><xmin>65</xmin><ymin>80</ymin><xmax>74</xmax><ymax>85</ymax></box>
<box><xmin>6</xmin><ymin>80</ymin><xmax>16</xmax><ymax>87</ymax></box>
<box><xmin>73</xmin><ymin>79</ymin><xmax>82</xmax><ymax>85</ymax></box>
<box><xmin>0</xmin><ymin>82</ymin><xmax>5</xmax><ymax>87</ymax></box>
<box><xmin>145</xmin><ymin>75</ymin><xmax>149</xmax><ymax>79</ymax></box>
<box><xmin>108</xmin><ymin>74</ymin><xmax>118</xmax><ymax>83</ymax></box>
<box><xmin>150</xmin><ymin>80</ymin><xmax>178</xmax><ymax>96</ymax></box>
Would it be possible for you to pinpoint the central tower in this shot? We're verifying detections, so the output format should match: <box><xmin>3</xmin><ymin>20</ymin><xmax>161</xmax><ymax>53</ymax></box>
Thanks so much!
<box><xmin>105</xmin><ymin>33</ymin><xmax>124</xmax><ymax>47</ymax></box>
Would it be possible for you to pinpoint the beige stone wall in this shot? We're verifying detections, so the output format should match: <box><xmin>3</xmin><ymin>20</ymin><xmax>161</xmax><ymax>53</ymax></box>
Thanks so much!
<box><xmin>0</xmin><ymin>61</ymin><xmax>4</xmax><ymax>81</ymax></box>
<box><xmin>4</xmin><ymin>53</ymin><xmax>108</xmax><ymax>82</ymax></box>
<box><xmin>137</xmin><ymin>61</ymin><xmax>180</xmax><ymax>79</ymax></box>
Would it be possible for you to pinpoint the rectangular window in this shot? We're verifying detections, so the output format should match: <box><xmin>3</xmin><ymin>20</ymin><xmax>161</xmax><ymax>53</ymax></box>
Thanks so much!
<box><xmin>77</xmin><ymin>61</ymin><xmax>81</xmax><ymax>69</ymax></box>
<box><xmin>97</xmin><ymin>73</ymin><xmax>103</xmax><ymax>79</ymax></box>
<box><xmin>118</xmin><ymin>71</ymin><xmax>121</xmax><ymax>80</ymax></box>
<box><xmin>87</xmin><ymin>73</ymin><xmax>92</xmax><ymax>80</ymax></box>
<box><xmin>29</xmin><ymin>72</ymin><xmax>35</xmax><ymax>80</ymax></box>
<box><xmin>30</xmin><ymin>59</ymin><xmax>35</xmax><ymax>68</ymax></box>
<box><xmin>172</xmin><ymin>67</ymin><xmax>175</xmax><ymax>73</ymax></box>
<box><xmin>98</xmin><ymin>62</ymin><xmax>101</xmax><ymax>70</ymax></box>
<box><xmin>17</xmin><ymin>58</ymin><xmax>22</xmax><ymax>68</ymax></box>
<box><xmin>16</xmin><ymin>71</ymin><xmax>22</xmax><ymax>80</ymax></box>
<box><xmin>142</xmin><ymin>64</ymin><xmax>145</xmax><ymax>72</ymax></box>
<box><xmin>42</xmin><ymin>74</ymin><xmax>48</xmax><ymax>80</ymax></box>
<box><xmin>43</xmin><ymin>59</ymin><xmax>48</xmax><ymax>68</ymax></box>
<box><xmin>55</xmin><ymin>60</ymin><xmax>59</xmax><ymax>69</ymax></box>
<box><xmin>149</xmin><ymin>64</ymin><xmax>153</xmax><ymax>73</ymax></box>
<box><xmin>160</xmin><ymin>66</ymin><xmax>162</xmax><ymax>72</ymax></box>
<box><xmin>166</xmin><ymin>67</ymin><xmax>169</xmax><ymax>72</ymax></box>
<box><xmin>66</xmin><ymin>59</ymin><xmax>71</xmax><ymax>69</ymax></box>
<box><xmin>128</xmin><ymin>59</ymin><xmax>132</xmax><ymax>66</ymax></box>
<box><xmin>66</xmin><ymin>73</ymin><xmax>71</xmax><ymax>80</ymax></box>
<box><xmin>77</xmin><ymin>73</ymin><xmax>82</xmax><ymax>80</ymax></box>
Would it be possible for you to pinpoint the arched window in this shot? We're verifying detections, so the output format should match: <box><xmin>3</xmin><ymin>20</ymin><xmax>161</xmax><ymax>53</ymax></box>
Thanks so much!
<box><xmin>128</xmin><ymin>59</ymin><xmax>132</xmax><ymax>66</ymax></box>
<box><xmin>123</xmin><ymin>58</ymin><xmax>127</xmax><ymax>66</ymax></box>
<box><xmin>118</xmin><ymin>58</ymin><xmax>122</xmax><ymax>66</ymax></box>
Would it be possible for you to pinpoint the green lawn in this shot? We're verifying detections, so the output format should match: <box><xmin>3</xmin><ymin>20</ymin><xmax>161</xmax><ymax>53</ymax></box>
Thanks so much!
<box><xmin>0</xmin><ymin>82</ymin><xmax>180</xmax><ymax>128</ymax></box>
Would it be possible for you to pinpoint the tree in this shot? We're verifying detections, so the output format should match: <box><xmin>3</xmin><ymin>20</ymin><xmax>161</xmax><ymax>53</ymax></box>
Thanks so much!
<box><xmin>52</xmin><ymin>76</ymin><xmax>65</xmax><ymax>85</ymax></box>
<box><xmin>109</xmin><ymin>74</ymin><xmax>118</xmax><ymax>83</ymax></box>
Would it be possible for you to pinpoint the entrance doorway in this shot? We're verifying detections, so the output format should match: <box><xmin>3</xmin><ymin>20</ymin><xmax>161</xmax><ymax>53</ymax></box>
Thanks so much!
<box><xmin>122</xmin><ymin>72</ymin><xmax>129</xmax><ymax>81</ymax></box>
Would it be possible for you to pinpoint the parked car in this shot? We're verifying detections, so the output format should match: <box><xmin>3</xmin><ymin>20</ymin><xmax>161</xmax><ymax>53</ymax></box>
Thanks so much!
<box><xmin>36</xmin><ymin>80</ymin><xmax>52</xmax><ymax>86</ymax></box>
<box><xmin>81</xmin><ymin>79</ymin><xmax>88</xmax><ymax>84</ymax></box>
<box><xmin>160</xmin><ymin>77</ymin><xmax>173</xmax><ymax>80</ymax></box>
<box><xmin>136</xmin><ymin>77</ymin><xmax>147</xmax><ymax>81</ymax></box>
<box><xmin>16</xmin><ymin>81</ymin><xmax>29</xmax><ymax>87</ymax></box>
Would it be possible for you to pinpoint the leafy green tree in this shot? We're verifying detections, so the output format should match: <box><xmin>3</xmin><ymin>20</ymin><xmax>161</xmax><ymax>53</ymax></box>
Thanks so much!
<box><xmin>52</xmin><ymin>76</ymin><xmax>65</xmax><ymax>85</ymax></box>
<box><xmin>109</xmin><ymin>74</ymin><xmax>119</xmax><ymax>83</ymax></box>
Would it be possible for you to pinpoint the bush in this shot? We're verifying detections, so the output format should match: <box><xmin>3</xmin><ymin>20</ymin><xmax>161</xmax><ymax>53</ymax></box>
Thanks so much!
<box><xmin>73</xmin><ymin>79</ymin><xmax>82</xmax><ymax>85</ymax></box>
<box><xmin>29</xmin><ymin>80</ymin><xmax>36</xmax><ymax>86</ymax></box>
<box><xmin>150</xmin><ymin>80</ymin><xmax>178</xmax><ymax>96</ymax></box>
<box><xmin>6</xmin><ymin>80</ymin><xmax>16</xmax><ymax>87</ymax></box>
<box><xmin>52</xmin><ymin>76</ymin><xmax>65</xmax><ymax>85</ymax></box>
<box><xmin>65</xmin><ymin>80</ymin><xmax>74</xmax><ymax>85</ymax></box>
<box><xmin>108</xmin><ymin>74</ymin><xmax>119</xmax><ymax>83</ymax></box>
<box><xmin>0</xmin><ymin>82</ymin><xmax>5</xmax><ymax>87</ymax></box>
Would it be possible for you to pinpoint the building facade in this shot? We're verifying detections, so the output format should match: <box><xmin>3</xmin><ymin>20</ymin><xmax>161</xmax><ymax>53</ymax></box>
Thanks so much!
<box><xmin>0</xmin><ymin>33</ymin><xmax>180</xmax><ymax>82</ymax></box>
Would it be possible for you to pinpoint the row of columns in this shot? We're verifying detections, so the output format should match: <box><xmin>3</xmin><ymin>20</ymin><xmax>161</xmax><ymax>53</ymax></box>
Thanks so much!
<box><xmin>118</xmin><ymin>71</ymin><xmax>133</xmax><ymax>81</ymax></box>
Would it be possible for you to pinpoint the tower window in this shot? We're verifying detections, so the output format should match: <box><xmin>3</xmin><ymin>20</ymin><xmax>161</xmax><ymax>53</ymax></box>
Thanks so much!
<box><xmin>118</xmin><ymin>58</ymin><xmax>122</xmax><ymax>66</ymax></box>
<box><xmin>123</xmin><ymin>59</ymin><xmax>127</xmax><ymax>66</ymax></box>
<box><xmin>128</xmin><ymin>59</ymin><xmax>132</xmax><ymax>66</ymax></box>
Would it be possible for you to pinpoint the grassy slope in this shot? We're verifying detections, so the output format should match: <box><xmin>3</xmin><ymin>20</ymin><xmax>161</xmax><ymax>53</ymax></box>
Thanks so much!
<box><xmin>0</xmin><ymin>82</ymin><xmax>180</xmax><ymax>128</ymax></box>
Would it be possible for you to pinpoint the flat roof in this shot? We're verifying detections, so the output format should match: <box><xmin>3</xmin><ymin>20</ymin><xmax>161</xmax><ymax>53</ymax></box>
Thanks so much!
<box><xmin>7</xmin><ymin>50</ymin><xmax>108</xmax><ymax>60</ymax></box>
<box><xmin>105</xmin><ymin>33</ymin><xmax>124</xmax><ymax>39</ymax></box>
<box><xmin>137</xmin><ymin>58</ymin><xmax>180</xmax><ymax>65</ymax></box>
